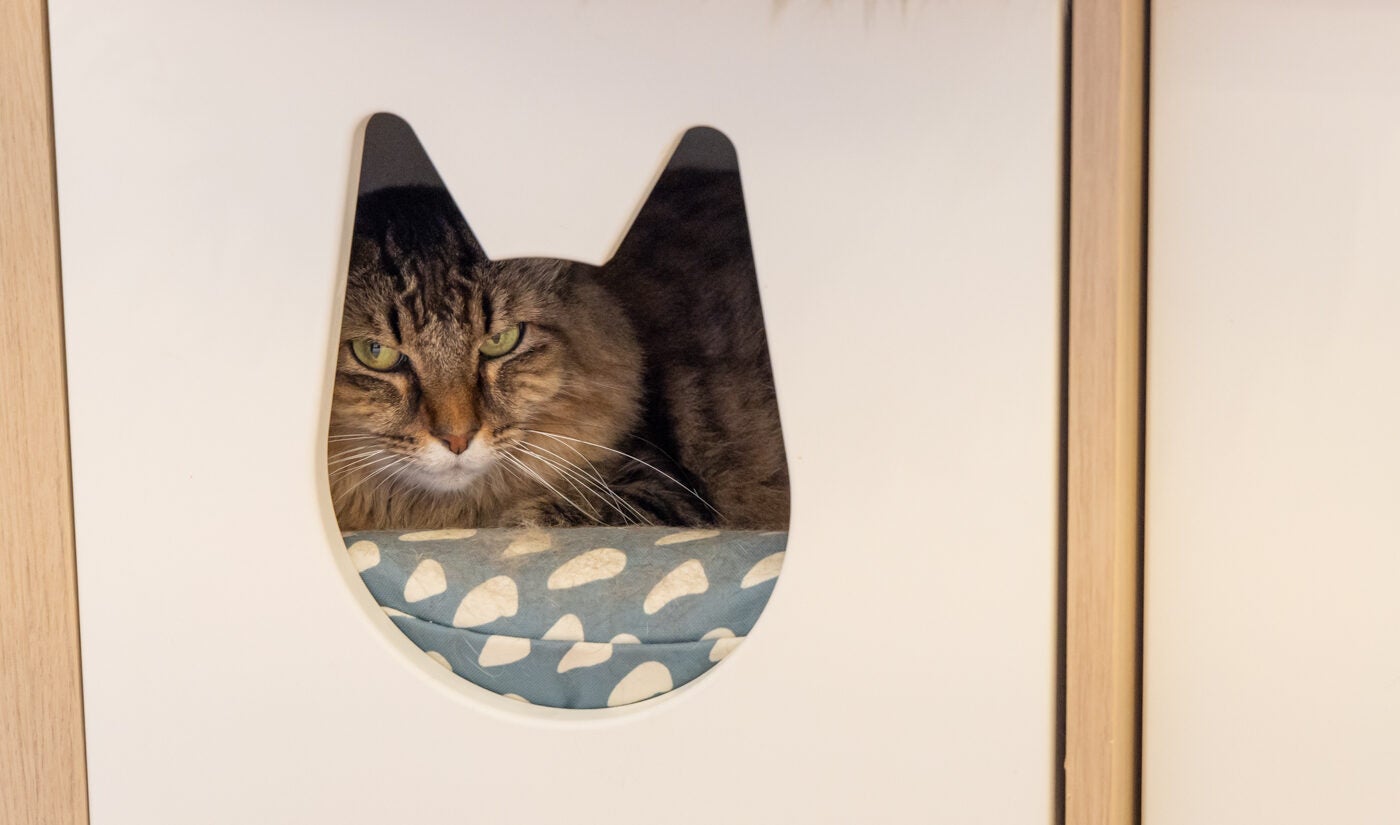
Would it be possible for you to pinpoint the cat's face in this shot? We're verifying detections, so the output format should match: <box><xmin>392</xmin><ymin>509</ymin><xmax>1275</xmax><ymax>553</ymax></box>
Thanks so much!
<box><xmin>330</xmin><ymin>187</ymin><xmax>642</xmax><ymax>501</ymax></box>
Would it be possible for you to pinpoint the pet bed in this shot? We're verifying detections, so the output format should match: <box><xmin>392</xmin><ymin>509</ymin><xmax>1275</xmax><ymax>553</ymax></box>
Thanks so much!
<box><xmin>345</xmin><ymin>526</ymin><xmax>786</xmax><ymax>708</ymax></box>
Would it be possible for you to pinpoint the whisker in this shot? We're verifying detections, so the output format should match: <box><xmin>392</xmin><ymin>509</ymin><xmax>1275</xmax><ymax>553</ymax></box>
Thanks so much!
<box><xmin>499</xmin><ymin>463</ymin><xmax>529</xmax><ymax>491</ymax></box>
<box><xmin>515</xmin><ymin>440</ymin><xmax>654</xmax><ymax>523</ymax></box>
<box><xmin>525</xmin><ymin>429</ymin><xmax>722</xmax><ymax>518</ymax></box>
<box><xmin>496</xmin><ymin>459</ymin><xmax>529</xmax><ymax>487</ymax></box>
<box><xmin>510</xmin><ymin>446</ymin><xmax>605</xmax><ymax>520</ymax></box>
<box><xmin>513</xmin><ymin>441</ymin><xmax>610</xmax><ymax>497</ymax></box>
<box><xmin>396</xmin><ymin>480</ymin><xmax>435</xmax><ymax>519</ymax></box>
<box><xmin>511</xmin><ymin>444</ymin><xmax>629</xmax><ymax>524</ymax></box>
<box><xmin>520</xmin><ymin>436</ymin><xmax>608</xmax><ymax>486</ymax></box>
<box><xmin>369</xmin><ymin>459</ymin><xmax>416</xmax><ymax>497</ymax></box>
<box><xmin>502</xmin><ymin>451</ymin><xmax>596</xmax><ymax>521</ymax></box>
<box><xmin>516</xmin><ymin>436</ymin><xmax>656</xmax><ymax>524</ymax></box>
<box><xmin>622</xmin><ymin>434</ymin><xmax>684</xmax><ymax>467</ymax></box>
<box><xmin>328</xmin><ymin>448</ymin><xmax>380</xmax><ymax>466</ymax></box>
<box><xmin>330</xmin><ymin>452</ymin><xmax>396</xmax><ymax>484</ymax></box>
<box><xmin>513</xmin><ymin>441</ymin><xmax>649</xmax><ymax>526</ymax></box>
<box><xmin>329</xmin><ymin>450</ymin><xmax>388</xmax><ymax>477</ymax></box>
<box><xmin>500</xmin><ymin>452</ymin><xmax>603</xmax><ymax>525</ymax></box>
<box><xmin>335</xmin><ymin>456</ymin><xmax>409</xmax><ymax>503</ymax></box>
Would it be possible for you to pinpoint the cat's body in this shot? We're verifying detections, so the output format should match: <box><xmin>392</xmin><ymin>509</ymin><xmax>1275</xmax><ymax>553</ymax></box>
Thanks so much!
<box><xmin>330</xmin><ymin>161</ymin><xmax>788</xmax><ymax>531</ymax></box>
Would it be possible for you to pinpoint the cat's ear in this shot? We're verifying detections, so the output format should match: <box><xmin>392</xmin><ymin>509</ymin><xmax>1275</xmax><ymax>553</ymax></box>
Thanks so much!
<box><xmin>610</xmin><ymin>126</ymin><xmax>752</xmax><ymax>266</ymax></box>
<box><xmin>355</xmin><ymin>112</ymin><xmax>488</xmax><ymax>263</ymax></box>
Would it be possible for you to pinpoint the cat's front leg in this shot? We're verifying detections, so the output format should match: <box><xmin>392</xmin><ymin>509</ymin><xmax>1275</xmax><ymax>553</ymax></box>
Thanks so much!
<box><xmin>497</xmin><ymin>488</ymin><xmax>699</xmax><ymax>528</ymax></box>
<box><xmin>591</xmin><ymin>479</ymin><xmax>713</xmax><ymax>529</ymax></box>
<box><xmin>496</xmin><ymin>495</ymin><xmax>594</xmax><ymax>529</ymax></box>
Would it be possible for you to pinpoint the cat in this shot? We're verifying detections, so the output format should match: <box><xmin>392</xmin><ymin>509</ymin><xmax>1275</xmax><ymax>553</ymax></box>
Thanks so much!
<box><xmin>328</xmin><ymin>130</ymin><xmax>789</xmax><ymax>531</ymax></box>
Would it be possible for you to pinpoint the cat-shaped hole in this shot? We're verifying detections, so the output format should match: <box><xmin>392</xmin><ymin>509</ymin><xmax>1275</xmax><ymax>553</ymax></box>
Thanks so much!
<box><xmin>329</xmin><ymin>113</ymin><xmax>789</xmax><ymax>709</ymax></box>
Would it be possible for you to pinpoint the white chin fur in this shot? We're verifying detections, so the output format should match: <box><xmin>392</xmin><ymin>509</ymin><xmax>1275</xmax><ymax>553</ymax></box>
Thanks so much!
<box><xmin>407</xmin><ymin>442</ymin><xmax>496</xmax><ymax>493</ymax></box>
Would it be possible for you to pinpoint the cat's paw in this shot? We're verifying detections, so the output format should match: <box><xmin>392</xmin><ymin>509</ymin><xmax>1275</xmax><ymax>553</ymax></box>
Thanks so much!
<box><xmin>498</xmin><ymin>500</ymin><xmax>576</xmax><ymax>529</ymax></box>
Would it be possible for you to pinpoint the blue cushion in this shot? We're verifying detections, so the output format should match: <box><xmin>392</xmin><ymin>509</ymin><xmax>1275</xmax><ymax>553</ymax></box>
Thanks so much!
<box><xmin>345</xmin><ymin>527</ymin><xmax>786</xmax><ymax>709</ymax></box>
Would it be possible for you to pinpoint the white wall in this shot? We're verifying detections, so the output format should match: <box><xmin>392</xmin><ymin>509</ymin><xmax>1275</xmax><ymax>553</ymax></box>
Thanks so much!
<box><xmin>50</xmin><ymin>2</ymin><xmax>1065</xmax><ymax>822</ymax></box>
<box><xmin>1147</xmin><ymin>2</ymin><xmax>1400</xmax><ymax>821</ymax></box>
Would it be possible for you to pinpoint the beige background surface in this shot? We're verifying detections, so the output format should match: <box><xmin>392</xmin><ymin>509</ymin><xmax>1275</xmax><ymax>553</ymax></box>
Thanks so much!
<box><xmin>1146</xmin><ymin>1</ymin><xmax>1400</xmax><ymax>821</ymax></box>
<box><xmin>49</xmin><ymin>1</ymin><xmax>1065</xmax><ymax>821</ymax></box>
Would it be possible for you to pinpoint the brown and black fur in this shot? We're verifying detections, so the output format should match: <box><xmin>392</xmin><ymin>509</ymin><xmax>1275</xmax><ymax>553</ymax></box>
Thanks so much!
<box><xmin>329</xmin><ymin>130</ymin><xmax>789</xmax><ymax>530</ymax></box>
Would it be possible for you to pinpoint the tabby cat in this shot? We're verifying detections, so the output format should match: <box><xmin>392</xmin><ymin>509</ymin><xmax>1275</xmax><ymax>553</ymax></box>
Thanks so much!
<box><xmin>328</xmin><ymin>127</ymin><xmax>789</xmax><ymax>531</ymax></box>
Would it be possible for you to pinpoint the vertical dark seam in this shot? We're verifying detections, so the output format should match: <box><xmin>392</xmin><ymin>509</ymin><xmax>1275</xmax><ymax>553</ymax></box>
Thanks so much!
<box><xmin>1133</xmin><ymin>2</ymin><xmax>1153</xmax><ymax>822</ymax></box>
<box><xmin>1055</xmin><ymin>3</ymin><xmax>1073</xmax><ymax>823</ymax></box>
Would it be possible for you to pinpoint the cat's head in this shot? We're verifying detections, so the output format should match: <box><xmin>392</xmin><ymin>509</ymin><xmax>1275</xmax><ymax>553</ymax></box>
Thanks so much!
<box><xmin>330</xmin><ymin>186</ymin><xmax>642</xmax><ymax>502</ymax></box>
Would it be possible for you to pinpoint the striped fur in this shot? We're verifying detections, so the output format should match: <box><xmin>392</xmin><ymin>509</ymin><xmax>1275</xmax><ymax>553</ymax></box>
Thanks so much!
<box><xmin>329</xmin><ymin>168</ymin><xmax>788</xmax><ymax>531</ymax></box>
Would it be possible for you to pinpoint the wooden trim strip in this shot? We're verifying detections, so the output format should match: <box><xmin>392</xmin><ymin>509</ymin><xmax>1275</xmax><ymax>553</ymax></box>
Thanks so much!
<box><xmin>1064</xmin><ymin>1</ymin><xmax>1148</xmax><ymax>823</ymax></box>
<box><xmin>0</xmin><ymin>0</ymin><xmax>91</xmax><ymax>822</ymax></box>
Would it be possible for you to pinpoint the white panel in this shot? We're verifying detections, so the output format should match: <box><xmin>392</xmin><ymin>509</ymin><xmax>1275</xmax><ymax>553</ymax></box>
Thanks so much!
<box><xmin>1148</xmin><ymin>2</ymin><xmax>1400</xmax><ymax>821</ymax></box>
<box><xmin>50</xmin><ymin>2</ymin><xmax>1063</xmax><ymax>822</ymax></box>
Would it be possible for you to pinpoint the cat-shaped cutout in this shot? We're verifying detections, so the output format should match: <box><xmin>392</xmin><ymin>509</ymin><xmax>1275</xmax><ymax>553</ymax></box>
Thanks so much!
<box><xmin>329</xmin><ymin>114</ymin><xmax>789</xmax><ymax>531</ymax></box>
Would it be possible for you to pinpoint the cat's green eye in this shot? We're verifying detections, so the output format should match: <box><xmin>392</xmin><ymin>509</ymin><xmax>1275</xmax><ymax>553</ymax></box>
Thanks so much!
<box><xmin>479</xmin><ymin>323</ymin><xmax>524</xmax><ymax>358</ymax></box>
<box><xmin>350</xmin><ymin>339</ymin><xmax>405</xmax><ymax>371</ymax></box>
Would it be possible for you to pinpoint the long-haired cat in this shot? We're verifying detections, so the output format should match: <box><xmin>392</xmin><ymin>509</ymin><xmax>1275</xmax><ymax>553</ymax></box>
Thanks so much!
<box><xmin>328</xmin><ymin>123</ymin><xmax>789</xmax><ymax>531</ymax></box>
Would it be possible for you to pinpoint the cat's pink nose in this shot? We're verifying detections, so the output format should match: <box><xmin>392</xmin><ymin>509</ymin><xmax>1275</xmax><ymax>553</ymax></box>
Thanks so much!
<box><xmin>436</xmin><ymin>432</ymin><xmax>472</xmax><ymax>455</ymax></box>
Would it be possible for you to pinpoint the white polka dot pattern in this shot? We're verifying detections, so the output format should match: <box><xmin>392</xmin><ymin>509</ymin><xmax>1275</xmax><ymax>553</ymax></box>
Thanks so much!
<box><xmin>654</xmin><ymin>529</ymin><xmax>720</xmax><ymax>546</ymax></box>
<box><xmin>452</xmin><ymin>575</ymin><xmax>519</xmax><ymax>627</ymax></box>
<box><xmin>607</xmin><ymin>662</ymin><xmax>674</xmax><ymax>706</ymax></box>
<box><xmin>643</xmin><ymin>559</ymin><xmax>708</xmax><ymax>614</ymax></box>
<box><xmin>709</xmin><ymin>639</ymin><xmax>743</xmax><ymax>662</ymax></box>
<box><xmin>501</xmin><ymin>529</ymin><xmax>552</xmax><ymax>557</ymax></box>
<box><xmin>741</xmin><ymin>552</ymin><xmax>785</xmax><ymax>588</ymax></box>
<box><xmin>479</xmin><ymin>635</ymin><xmax>531</xmax><ymax>667</ymax></box>
<box><xmin>701</xmin><ymin>627</ymin><xmax>743</xmax><ymax>661</ymax></box>
<box><xmin>558</xmin><ymin>641</ymin><xmax>613</xmax><ymax>673</ymax></box>
<box><xmin>348</xmin><ymin>527</ymin><xmax>785</xmax><ymax>709</ymax></box>
<box><xmin>542</xmin><ymin>614</ymin><xmax>585</xmax><ymax>641</ymax></box>
<box><xmin>347</xmin><ymin>540</ymin><xmax>380</xmax><ymax>571</ymax></box>
<box><xmin>547</xmin><ymin>547</ymin><xmax>627</xmax><ymax>590</ymax></box>
<box><xmin>403</xmin><ymin>559</ymin><xmax>447</xmax><ymax>602</ymax></box>
<box><xmin>400</xmin><ymin>528</ymin><xmax>477</xmax><ymax>541</ymax></box>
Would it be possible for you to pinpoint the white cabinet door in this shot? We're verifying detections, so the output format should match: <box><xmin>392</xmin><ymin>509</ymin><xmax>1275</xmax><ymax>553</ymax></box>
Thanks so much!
<box><xmin>1147</xmin><ymin>2</ymin><xmax>1400</xmax><ymax>821</ymax></box>
<box><xmin>50</xmin><ymin>2</ymin><xmax>1065</xmax><ymax>822</ymax></box>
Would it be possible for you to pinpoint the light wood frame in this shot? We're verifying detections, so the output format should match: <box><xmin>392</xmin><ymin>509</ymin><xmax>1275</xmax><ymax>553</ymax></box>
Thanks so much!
<box><xmin>1</xmin><ymin>0</ymin><xmax>90</xmax><ymax>822</ymax></box>
<box><xmin>0</xmin><ymin>2</ymin><xmax>1148</xmax><ymax>823</ymax></box>
<box><xmin>1065</xmin><ymin>1</ymin><xmax>1148</xmax><ymax>823</ymax></box>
